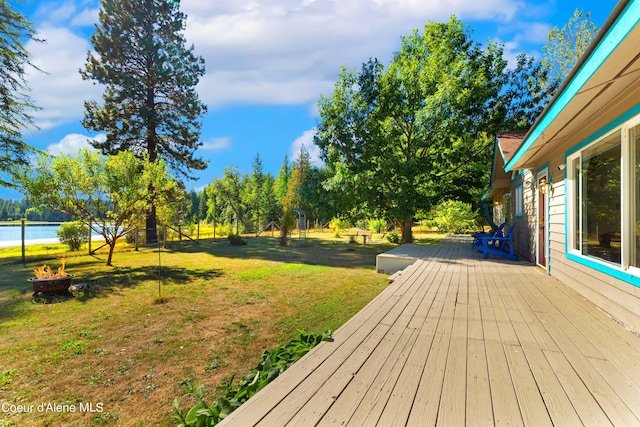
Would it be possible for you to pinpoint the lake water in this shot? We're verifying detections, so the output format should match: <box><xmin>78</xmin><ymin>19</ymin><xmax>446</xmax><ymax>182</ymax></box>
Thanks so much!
<box><xmin>0</xmin><ymin>224</ymin><xmax>63</xmax><ymax>248</ymax></box>
<box><xmin>0</xmin><ymin>224</ymin><xmax>106</xmax><ymax>248</ymax></box>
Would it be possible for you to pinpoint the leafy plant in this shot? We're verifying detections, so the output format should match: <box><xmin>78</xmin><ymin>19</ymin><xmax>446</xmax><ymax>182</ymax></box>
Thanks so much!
<box><xmin>330</xmin><ymin>217</ymin><xmax>352</xmax><ymax>238</ymax></box>
<box><xmin>368</xmin><ymin>218</ymin><xmax>387</xmax><ymax>234</ymax></box>
<box><xmin>173</xmin><ymin>330</ymin><xmax>332</xmax><ymax>427</ymax></box>
<box><xmin>227</xmin><ymin>234</ymin><xmax>247</xmax><ymax>246</ymax></box>
<box><xmin>56</xmin><ymin>221</ymin><xmax>89</xmax><ymax>251</ymax></box>
<box><xmin>279</xmin><ymin>207</ymin><xmax>296</xmax><ymax>247</ymax></box>
<box><xmin>386</xmin><ymin>232</ymin><xmax>400</xmax><ymax>244</ymax></box>
<box><xmin>429</xmin><ymin>200</ymin><xmax>477</xmax><ymax>234</ymax></box>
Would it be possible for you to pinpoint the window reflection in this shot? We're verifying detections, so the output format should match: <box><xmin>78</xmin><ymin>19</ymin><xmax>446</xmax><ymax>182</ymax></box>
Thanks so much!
<box><xmin>581</xmin><ymin>131</ymin><xmax>621</xmax><ymax>265</ymax></box>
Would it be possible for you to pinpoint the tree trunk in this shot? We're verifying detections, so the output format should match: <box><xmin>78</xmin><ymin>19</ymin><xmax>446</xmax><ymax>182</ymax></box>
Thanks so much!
<box><xmin>145</xmin><ymin>87</ymin><xmax>158</xmax><ymax>244</ymax></box>
<box><xmin>400</xmin><ymin>218</ymin><xmax>413</xmax><ymax>244</ymax></box>
<box><xmin>146</xmin><ymin>205</ymin><xmax>158</xmax><ymax>244</ymax></box>
<box><xmin>279</xmin><ymin>224</ymin><xmax>288</xmax><ymax>246</ymax></box>
<box><xmin>106</xmin><ymin>241</ymin><xmax>116</xmax><ymax>266</ymax></box>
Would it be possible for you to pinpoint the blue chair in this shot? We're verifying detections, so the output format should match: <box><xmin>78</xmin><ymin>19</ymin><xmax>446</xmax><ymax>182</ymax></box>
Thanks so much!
<box><xmin>477</xmin><ymin>222</ymin><xmax>518</xmax><ymax>261</ymax></box>
<box><xmin>472</xmin><ymin>221</ymin><xmax>506</xmax><ymax>248</ymax></box>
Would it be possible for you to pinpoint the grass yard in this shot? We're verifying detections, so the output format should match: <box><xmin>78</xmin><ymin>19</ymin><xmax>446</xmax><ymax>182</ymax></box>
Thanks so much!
<box><xmin>0</xmin><ymin>233</ymin><xmax>441</xmax><ymax>426</ymax></box>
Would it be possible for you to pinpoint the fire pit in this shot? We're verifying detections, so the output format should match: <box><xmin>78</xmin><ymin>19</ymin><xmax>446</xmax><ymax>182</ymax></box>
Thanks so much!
<box><xmin>28</xmin><ymin>261</ymin><xmax>75</xmax><ymax>296</ymax></box>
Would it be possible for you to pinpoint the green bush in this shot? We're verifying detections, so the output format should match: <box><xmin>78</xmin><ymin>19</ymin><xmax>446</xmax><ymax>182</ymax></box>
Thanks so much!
<box><xmin>173</xmin><ymin>330</ymin><xmax>332</xmax><ymax>427</ymax></box>
<box><xmin>279</xmin><ymin>208</ymin><xmax>296</xmax><ymax>246</ymax></box>
<box><xmin>368</xmin><ymin>218</ymin><xmax>387</xmax><ymax>234</ymax></box>
<box><xmin>386</xmin><ymin>232</ymin><xmax>400</xmax><ymax>244</ymax></box>
<box><xmin>330</xmin><ymin>217</ymin><xmax>352</xmax><ymax>238</ymax></box>
<box><xmin>429</xmin><ymin>200</ymin><xmax>477</xmax><ymax>234</ymax></box>
<box><xmin>56</xmin><ymin>221</ymin><xmax>89</xmax><ymax>251</ymax></box>
<box><xmin>227</xmin><ymin>233</ymin><xmax>247</xmax><ymax>246</ymax></box>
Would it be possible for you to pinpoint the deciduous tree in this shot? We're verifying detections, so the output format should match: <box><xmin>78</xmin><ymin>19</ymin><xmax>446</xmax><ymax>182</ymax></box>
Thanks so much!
<box><xmin>541</xmin><ymin>9</ymin><xmax>598</xmax><ymax>91</ymax></box>
<box><xmin>315</xmin><ymin>17</ymin><xmax>508</xmax><ymax>243</ymax></box>
<box><xmin>17</xmin><ymin>149</ymin><xmax>177</xmax><ymax>265</ymax></box>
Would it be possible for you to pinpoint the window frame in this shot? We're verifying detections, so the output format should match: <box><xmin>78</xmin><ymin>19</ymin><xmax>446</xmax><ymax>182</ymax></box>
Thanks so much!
<box><xmin>566</xmin><ymin>113</ymin><xmax>640</xmax><ymax>282</ymax></box>
<box><xmin>514</xmin><ymin>183</ymin><xmax>524</xmax><ymax>219</ymax></box>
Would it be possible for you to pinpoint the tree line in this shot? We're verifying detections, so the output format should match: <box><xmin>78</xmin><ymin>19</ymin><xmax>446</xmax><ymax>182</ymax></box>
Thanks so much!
<box><xmin>0</xmin><ymin>198</ymin><xmax>72</xmax><ymax>222</ymax></box>
<box><xmin>1</xmin><ymin>0</ymin><xmax>598</xmax><ymax>253</ymax></box>
<box><xmin>182</xmin><ymin>148</ymin><xmax>335</xmax><ymax>235</ymax></box>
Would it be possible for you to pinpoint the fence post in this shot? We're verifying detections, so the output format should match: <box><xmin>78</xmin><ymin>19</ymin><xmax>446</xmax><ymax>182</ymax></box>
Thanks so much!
<box><xmin>135</xmin><ymin>226</ymin><xmax>139</xmax><ymax>251</ymax></box>
<box><xmin>21</xmin><ymin>219</ymin><xmax>26</xmax><ymax>265</ymax></box>
<box><xmin>163</xmin><ymin>224</ymin><xmax>167</xmax><ymax>248</ymax></box>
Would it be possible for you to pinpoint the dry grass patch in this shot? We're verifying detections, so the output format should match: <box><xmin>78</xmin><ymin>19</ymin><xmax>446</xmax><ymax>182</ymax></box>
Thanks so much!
<box><xmin>0</xmin><ymin>233</ymin><xmax>441</xmax><ymax>426</ymax></box>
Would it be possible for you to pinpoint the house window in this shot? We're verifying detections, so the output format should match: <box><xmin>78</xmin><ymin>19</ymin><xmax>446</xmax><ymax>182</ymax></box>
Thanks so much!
<box><xmin>567</xmin><ymin>116</ymin><xmax>640</xmax><ymax>274</ymax></box>
<box><xmin>514</xmin><ymin>184</ymin><xmax>524</xmax><ymax>218</ymax></box>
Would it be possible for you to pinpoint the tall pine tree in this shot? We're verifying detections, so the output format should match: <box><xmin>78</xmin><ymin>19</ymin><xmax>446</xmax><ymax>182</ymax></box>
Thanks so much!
<box><xmin>81</xmin><ymin>0</ymin><xmax>207</xmax><ymax>242</ymax></box>
<box><xmin>0</xmin><ymin>1</ymin><xmax>41</xmax><ymax>187</ymax></box>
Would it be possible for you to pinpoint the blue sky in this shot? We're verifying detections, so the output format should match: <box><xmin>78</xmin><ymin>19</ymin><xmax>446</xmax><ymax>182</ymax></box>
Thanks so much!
<box><xmin>1</xmin><ymin>0</ymin><xmax>618</xmax><ymax>199</ymax></box>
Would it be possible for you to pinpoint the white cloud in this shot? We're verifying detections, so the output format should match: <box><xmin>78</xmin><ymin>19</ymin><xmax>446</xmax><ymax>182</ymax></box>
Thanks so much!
<box><xmin>290</xmin><ymin>129</ymin><xmax>322</xmax><ymax>166</ymax></box>
<box><xmin>183</xmin><ymin>0</ymin><xmax>526</xmax><ymax>107</ymax></box>
<box><xmin>26</xmin><ymin>25</ymin><xmax>102</xmax><ymax>130</ymax></box>
<box><xmin>201</xmin><ymin>137</ymin><xmax>231</xmax><ymax>151</ymax></box>
<box><xmin>70</xmin><ymin>7</ymin><xmax>99</xmax><ymax>27</ymax></box>
<box><xmin>47</xmin><ymin>133</ymin><xmax>105</xmax><ymax>156</ymax></box>
<box><xmin>23</xmin><ymin>0</ymin><xmax>535</xmax><ymax>133</ymax></box>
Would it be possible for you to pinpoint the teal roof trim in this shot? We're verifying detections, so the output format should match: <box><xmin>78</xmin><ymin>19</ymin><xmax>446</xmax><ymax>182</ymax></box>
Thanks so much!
<box><xmin>505</xmin><ymin>0</ymin><xmax>640</xmax><ymax>172</ymax></box>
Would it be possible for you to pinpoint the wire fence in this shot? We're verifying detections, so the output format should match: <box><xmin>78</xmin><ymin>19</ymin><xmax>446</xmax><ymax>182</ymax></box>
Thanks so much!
<box><xmin>0</xmin><ymin>219</ymin><xmax>336</xmax><ymax>265</ymax></box>
<box><xmin>0</xmin><ymin>221</ymin><xmax>224</xmax><ymax>264</ymax></box>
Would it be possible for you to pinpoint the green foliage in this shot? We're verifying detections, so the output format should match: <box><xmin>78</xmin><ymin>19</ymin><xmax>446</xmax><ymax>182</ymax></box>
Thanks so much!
<box><xmin>81</xmin><ymin>0</ymin><xmax>207</xmax><ymax>179</ymax></box>
<box><xmin>173</xmin><ymin>331</ymin><xmax>332</xmax><ymax>426</ymax></box>
<box><xmin>429</xmin><ymin>200</ymin><xmax>477</xmax><ymax>234</ymax></box>
<box><xmin>368</xmin><ymin>218</ymin><xmax>387</xmax><ymax>234</ymax></box>
<box><xmin>208</xmin><ymin>167</ymin><xmax>245</xmax><ymax>235</ymax></box>
<box><xmin>0</xmin><ymin>1</ymin><xmax>41</xmax><ymax>187</ymax></box>
<box><xmin>541</xmin><ymin>9</ymin><xmax>598</xmax><ymax>91</ymax></box>
<box><xmin>227</xmin><ymin>234</ymin><xmax>247</xmax><ymax>246</ymax></box>
<box><xmin>15</xmin><ymin>149</ymin><xmax>177</xmax><ymax>265</ymax></box>
<box><xmin>279</xmin><ymin>207</ymin><xmax>296</xmax><ymax>247</ymax></box>
<box><xmin>330</xmin><ymin>218</ymin><xmax>352</xmax><ymax>238</ymax></box>
<box><xmin>385</xmin><ymin>232</ymin><xmax>400</xmax><ymax>244</ymax></box>
<box><xmin>56</xmin><ymin>221</ymin><xmax>89</xmax><ymax>251</ymax></box>
<box><xmin>315</xmin><ymin>17</ymin><xmax>512</xmax><ymax>244</ymax></box>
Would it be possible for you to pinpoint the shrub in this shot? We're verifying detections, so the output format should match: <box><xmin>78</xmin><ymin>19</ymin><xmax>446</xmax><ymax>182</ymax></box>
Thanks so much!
<box><xmin>227</xmin><ymin>233</ymin><xmax>247</xmax><ymax>246</ymax></box>
<box><xmin>330</xmin><ymin>217</ymin><xmax>352</xmax><ymax>238</ymax></box>
<box><xmin>279</xmin><ymin>208</ymin><xmax>296</xmax><ymax>247</ymax></box>
<box><xmin>368</xmin><ymin>218</ymin><xmax>387</xmax><ymax>234</ymax></box>
<box><xmin>56</xmin><ymin>221</ymin><xmax>89</xmax><ymax>251</ymax></box>
<box><xmin>386</xmin><ymin>232</ymin><xmax>400</xmax><ymax>244</ymax></box>
<box><xmin>429</xmin><ymin>200</ymin><xmax>477</xmax><ymax>234</ymax></box>
<box><xmin>173</xmin><ymin>331</ymin><xmax>332</xmax><ymax>426</ymax></box>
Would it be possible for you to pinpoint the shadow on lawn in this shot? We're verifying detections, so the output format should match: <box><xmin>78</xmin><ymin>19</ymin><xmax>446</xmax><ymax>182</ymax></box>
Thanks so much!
<box><xmin>162</xmin><ymin>235</ymin><xmax>395</xmax><ymax>269</ymax></box>
<box><xmin>73</xmin><ymin>265</ymin><xmax>223</xmax><ymax>302</ymax></box>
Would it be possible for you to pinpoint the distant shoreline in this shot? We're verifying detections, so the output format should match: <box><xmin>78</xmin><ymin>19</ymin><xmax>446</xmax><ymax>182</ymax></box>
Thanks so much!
<box><xmin>0</xmin><ymin>222</ymin><xmax>63</xmax><ymax>226</ymax></box>
<box><xmin>0</xmin><ymin>238</ymin><xmax>60</xmax><ymax>248</ymax></box>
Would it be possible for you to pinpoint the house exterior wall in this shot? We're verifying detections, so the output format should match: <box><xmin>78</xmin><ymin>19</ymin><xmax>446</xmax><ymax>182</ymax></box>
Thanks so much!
<box><xmin>501</xmin><ymin>149</ymin><xmax>640</xmax><ymax>333</ymax></box>
<box><xmin>511</xmin><ymin>171</ymin><xmax>536</xmax><ymax>263</ymax></box>
<box><xmin>549</xmin><ymin>152</ymin><xmax>640</xmax><ymax>334</ymax></box>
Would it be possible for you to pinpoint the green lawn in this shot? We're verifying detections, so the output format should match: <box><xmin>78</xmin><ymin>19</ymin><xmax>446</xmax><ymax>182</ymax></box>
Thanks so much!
<box><xmin>0</xmin><ymin>233</ymin><xmax>440</xmax><ymax>426</ymax></box>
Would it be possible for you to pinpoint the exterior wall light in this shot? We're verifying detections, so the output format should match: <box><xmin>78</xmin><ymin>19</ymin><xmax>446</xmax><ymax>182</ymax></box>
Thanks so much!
<box><xmin>539</xmin><ymin>178</ymin><xmax>552</xmax><ymax>194</ymax></box>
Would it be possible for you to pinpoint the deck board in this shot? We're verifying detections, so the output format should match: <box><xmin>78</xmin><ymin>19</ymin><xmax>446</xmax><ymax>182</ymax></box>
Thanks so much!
<box><xmin>219</xmin><ymin>236</ymin><xmax>640</xmax><ymax>427</ymax></box>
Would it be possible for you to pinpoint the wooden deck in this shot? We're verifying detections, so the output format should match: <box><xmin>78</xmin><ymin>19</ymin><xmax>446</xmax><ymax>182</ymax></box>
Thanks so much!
<box><xmin>219</xmin><ymin>236</ymin><xmax>640</xmax><ymax>426</ymax></box>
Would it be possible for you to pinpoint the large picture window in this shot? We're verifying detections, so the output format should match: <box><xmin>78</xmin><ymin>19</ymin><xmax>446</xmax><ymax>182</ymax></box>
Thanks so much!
<box><xmin>567</xmin><ymin>116</ymin><xmax>640</xmax><ymax>275</ymax></box>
